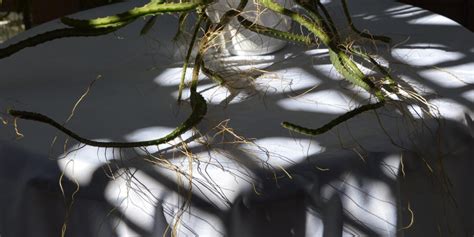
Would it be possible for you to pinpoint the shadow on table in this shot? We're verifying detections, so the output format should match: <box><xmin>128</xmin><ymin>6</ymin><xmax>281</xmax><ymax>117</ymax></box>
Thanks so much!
<box><xmin>0</xmin><ymin>0</ymin><xmax>473</xmax><ymax>236</ymax></box>
<box><xmin>3</xmin><ymin>116</ymin><xmax>470</xmax><ymax>236</ymax></box>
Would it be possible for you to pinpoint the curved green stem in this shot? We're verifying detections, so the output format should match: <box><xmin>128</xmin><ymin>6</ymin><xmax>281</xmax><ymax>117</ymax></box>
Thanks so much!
<box><xmin>260</xmin><ymin>0</ymin><xmax>331</xmax><ymax>45</ymax></box>
<box><xmin>315</xmin><ymin>0</ymin><xmax>339</xmax><ymax>40</ymax></box>
<box><xmin>256</xmin><ymin>0</ymin><xmax>392</xmax><ymax>136</ymax></box>
<box><xmin>190</xmin><ymin>19</ymin><xmax>212</xmax><ymax>92</ymax></box>
<box><xmin>237</xmin><ymin>15</ymin><xmax>315</xmax><ymax>46</ymax></box>
<box><xmin>329</xmin><ymin>49</ymin><xmax>385</xmax><ymax>100</ymax></box>
<box><xmin>348</xmin><ymin>47</ymin><xmax>398</xmax><ymax>93</ymax></box>
<box><xmin>61</xmin><ymin>0</ymin><xmax>210</xmax><ymax>29</ymax></box>
<box><xmin>294</xmin><ymin>0</ymin><xmax>335</xmax><ymax>40</ymax></box>
<box><xmin>8</xmin><ymin>90</ymin><xmax>207</xmax><ymax>148</ymax></box>
<box><xmin>178</xmin><ymin>14</ymin><xmax>206</xmax><ymax>101</ymax></box>
<box><xmin>282</xmin><ymin>101</ymin><xmax>385</xmax><ymax>136</ymax></box>
<box><xmin>260</xmin><ymin>0</ymin><xmax>385</xmax><ymax>98</ymax></box>
<box><xmin>0</xmin><ymin>25</ymin><xmax>126</xmax><ymax>59</ymax></box>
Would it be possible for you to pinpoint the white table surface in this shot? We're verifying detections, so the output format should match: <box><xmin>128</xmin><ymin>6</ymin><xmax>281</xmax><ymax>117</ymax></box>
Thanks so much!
<box><xmin>0</xmin><ymin>0</ymin><xmax>473</xmax><ymax>236</ymax></box>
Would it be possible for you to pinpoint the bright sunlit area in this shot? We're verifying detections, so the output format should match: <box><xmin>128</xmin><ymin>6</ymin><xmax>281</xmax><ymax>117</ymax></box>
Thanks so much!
<box><xmin>0</xmin><ymin>0</ymin><xmax>472</xmax><ymax>236</ymax></box>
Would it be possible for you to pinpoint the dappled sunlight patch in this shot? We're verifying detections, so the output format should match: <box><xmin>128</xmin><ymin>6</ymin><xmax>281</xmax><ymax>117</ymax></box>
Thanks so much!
<box><xmin>407</xmin><ymin>13</ymin><xmax>459</xmax><ymax>26</ymax></box>
<box><xmin>205</xmin><ymin>54</ymin><xmax>280</xmax><ymax>71</ymax></box>
<box><xmin>429</xmin><ymin>98</ymin><xmax>469</xmax><ymax>120</ymax></box>
<box><xmin>278</xmin><ymin>89</ymin><xmax>366</xmax><ymax>114</ymax></box>
<box><xmin>418</xmin><ymin>69</ymin><xmax>470</xmax><ymax>88</ymax></box>
<box><xmin>57</xmin><ymin>139</ymin><xmax>115</xmax><ymax>185</ymax></box>
<box><xmin>461</xmin><ymin>89</ymin><xmax>474</xmax><ymax>102</ymax></box>
<box><xmin>445</xmin><ymin>62</ymin><xmax>474</xmax><ymax>75</ymax></box>
<box><xmin>176</xmin><ymin>83</ymin><xmax>250</xmax><ymax>105</ymax></box>
<box><xmin>405</xmin><ymin>104</ymin><xmax>424</xmax><ymax>118</ymax></box>
<box><xmin>124</xmin><ymin>126</ymin><xmax>198</xmax><ymax>154</ymax></box>
<box><xmin>402</xmin><ymin>50</ymin><xmax>464</xmax><ymax>68</ymax></box>
<box><xmin>380</xmin><ymin>154</ymin><xmax>401</xmax><ymax>180</ymax></box>
<box><xmin>153</xmin><ymin>67</ymin><xmax>207</xmax><ymax>87</ymax></box>
<box><xmin>1</xmin><ymin>0</ymin><xmax>472</xmax><ymax>236</ymax></box>
<box><xmin>384</xmin><ymin>5</ymin><xmax>426</xmax><ymax>19</ymax></box>
<box><xmin>252</xmin><ymin>67</ymin><xmax>322</xmax><ymax>95</ymax></box>
<box><xmin>322</xmin><ymin>174</ymin><xmax>397</xmax><ymax>236</ymax></box>
<box><xmin>241</xmin><ymin>137</ymin><xmax>324</xmax><ymax>167</ymax></box>
<box><xmin>105</xmin><ymin>169</ymin><xmax>161</xmax><ymax>234</ymax></box>
<box><xmin>392</xmin><ymin>47</ymin><xmax>465</xmax><ymax>68</ymax></box>
<box><xmin>341</xmin><ymin>178</ymin><xmax>396</xmax><ymax>235</ymax></box>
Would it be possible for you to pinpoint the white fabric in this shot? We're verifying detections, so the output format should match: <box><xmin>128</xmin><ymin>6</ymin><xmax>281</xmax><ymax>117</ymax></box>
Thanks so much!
<box><xmin>0</xmin><ymin>0</ymin><xmax>473</xmax><ymax>236</ymax></box>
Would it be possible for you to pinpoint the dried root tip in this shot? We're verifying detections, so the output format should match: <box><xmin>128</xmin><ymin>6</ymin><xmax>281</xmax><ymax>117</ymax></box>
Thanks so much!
<box><xmin>0</xmin><ymin>116</ymin><xmax>7</xmax><ymax>125</ymax></box>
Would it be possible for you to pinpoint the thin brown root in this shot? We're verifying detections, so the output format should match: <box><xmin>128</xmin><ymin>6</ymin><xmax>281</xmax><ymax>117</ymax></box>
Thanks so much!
<box><xmin>252</xmin><ymin>182</ymin><xmax>262</xmax><ymax>195</ymax></box>
<box><xmin>13</xmin><ymin>117</ymin><xmax>24</xmax><ymax>139</ymax></box>
<box><xmin>66</xmin><ymin>75</ymin><xmax>102</xmax><ymax>123</ymax></box>
<box><xmin>400</xmin><ymin>153</ymin><xmax>406</xmax><ymax>178</ymax></box>
<box><xmin>0</xmin><ymin>116</ymin><xmax>7</xmax><ymax>125</ymax></box>
<box><xmin>399</xmin><ymin>202</ymin><xmax>414</xmax><ymax>230</ymax></box>
<box><xmin>277</xmin><ymin>164</ymin><xmax>293</xmax><ymax>179</ymax></box>
<box><xmin>59</xmin><ymin>160</ymin><xmax>81</xmax><ymax>237</ymax></box>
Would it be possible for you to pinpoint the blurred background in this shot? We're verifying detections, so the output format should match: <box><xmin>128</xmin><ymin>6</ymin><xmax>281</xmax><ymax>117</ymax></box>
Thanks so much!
<box><xmin>0</xmin><ymin>0</ymin><xmax>120</xmax><ymax>42</ymax></box>
<box><xmin>399</xmin><ymin>0</ymin><xmax>473</xmax><ymax>30</ymax></box>
<box><xmin>0</xmin><ymin>0</ymin><xmax>472</xmax><ymax>42</ymax></box>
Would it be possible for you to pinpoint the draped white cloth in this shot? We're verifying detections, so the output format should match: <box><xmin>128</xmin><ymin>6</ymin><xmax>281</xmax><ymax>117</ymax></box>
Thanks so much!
<box><xmin>0</xmin><ymin>0</ymin><xmax>473</xmax><ymax>236</ymax></box>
